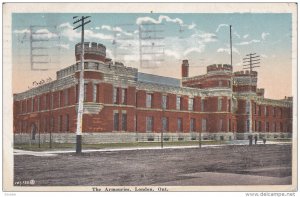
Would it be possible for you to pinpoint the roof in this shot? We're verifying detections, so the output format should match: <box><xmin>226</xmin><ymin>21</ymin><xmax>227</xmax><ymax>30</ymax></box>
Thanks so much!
<box><xmin>137</xmin><ymin>72</ymin><xmax>181</xmax><ymax>87</ymax></box>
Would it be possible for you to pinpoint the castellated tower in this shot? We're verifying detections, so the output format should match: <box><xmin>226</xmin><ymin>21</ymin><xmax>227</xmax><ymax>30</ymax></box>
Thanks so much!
<box><xmin>75</xmin><ymin>42</ymin><xmax>107</xmax><ymax>63</ymax></box>
<box><xmin>233</xmin><ymin>70</ymin><xmax>258</xmax><ymax>93</ymax></box>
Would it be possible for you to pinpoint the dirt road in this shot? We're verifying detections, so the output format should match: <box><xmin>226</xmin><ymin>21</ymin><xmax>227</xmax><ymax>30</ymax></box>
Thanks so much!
<box><xmin>14</xmin><ymin>144</ymin><xmax>292</xmax><ymax>186</ymax></box>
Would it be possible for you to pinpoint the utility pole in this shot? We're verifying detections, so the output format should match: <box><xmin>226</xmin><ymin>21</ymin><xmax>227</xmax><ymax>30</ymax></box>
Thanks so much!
<box><xmin>243</xmin><ymin>53</ymin><xmax>260</xmax><ymax>136</ymax></box>
<box><xmin>73</xmin><ymin>16</ymin><xmax>91</xmax><ymax>154</ymax></box>
<box><xmin>229</xmin><ymin>25</ymin><xmax>233</xmax><ymax>135</ymax></box>
<box><xmin>230</xmin><ymin>25</ymin><xmax>233</xmax><ymax>67</ymax></box>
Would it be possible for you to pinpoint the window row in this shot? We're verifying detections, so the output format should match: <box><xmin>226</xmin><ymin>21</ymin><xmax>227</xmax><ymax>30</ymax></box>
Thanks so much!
<box><xmin>253</xmin><ymin>103</ymin><xmax>287</xmax><ymax>118</ymax></box>
<box><xmin>146</xmin><ymin>94</ymin><xmax>231</xmax><ymax>112</ymax></box>
<box><xmin>18</xmin><ymin>114</ymin><xmax>70</xmax><ymax>133</ymax></box>
<box><xmin>245</xmin><ymin>120</ymin><xmax>290</xmax><ymax>132</ymax></box>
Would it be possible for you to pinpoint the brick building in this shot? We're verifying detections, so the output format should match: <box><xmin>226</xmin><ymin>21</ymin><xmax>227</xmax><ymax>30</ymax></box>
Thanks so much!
<box><xmin>13</xmin><ymin>42</ymin><xmax>293</xmax><ymax>144</ymax></box>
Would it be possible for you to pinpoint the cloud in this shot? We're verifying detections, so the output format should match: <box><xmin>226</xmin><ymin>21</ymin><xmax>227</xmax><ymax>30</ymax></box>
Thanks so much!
<box><xmin>235</xmin><ymin>39</ymin><xmax>261</xmax><ymax>46</ymax></box>
<box><xmin>233</xmin><ymin>31</ymin><xmax>241</xmax><ymax>39</ymax></box>
<box><xmin>101</xmin><ymin>25</ymin><xmax>133</xmax><ymax>37</ymax></box>
<box><xmin>13</xmin><ymin>29</ymin><xmax>30</xmax><ymax>34</ymax></box>
<box><xmin>216</xmin><ymin>24</ymin><xmax>229</xmax><ymax>32</ymax></box>
<box><xmin>197</xmin><ymin>33</ymin><xmax>218</xmax><ymax>43</ymax></box>
<box><xmin>164</xmin><ymin>49</ymin><xmax>181</xmax><ymax>59</ymax></box>
<box><xmin>85</xmin><ymin>30</ymin><xmax>114</xmax><ymax>40</ymax></box>
<box><xmin>33</xmin><ymin>29</ymin><xmax>58</xmax><ymax>40</ymax></box>
<box><xmin>56</xmin><ymin>43</ymin><xmax>69</xmax><ymax>49</ymax></box>
<box><xmin>183</xmin><ymin>46</ymin><xmax>204</xmax><ymax>56</ymax></box>
<box><xmin>58</xmin><ymin>22</ymin><xmax>113</xmax><ymax>42</ymax></box>
<box><xmin>106</xmin><ymin>49</ymin><xmax>114</xmax><ymax>59</ymax></box>
<box><xmin>217</xmin><ymin>47</ymin><xmax>240</xmax><ymax>55</ymax></box>
<box><xmin>58</xmin><ymin>22</ymin><xmax>80</xmax><ymax>41</ymax></box>
<box><xmin>261</xmin><ymin>54</ymin><xmax>268</xmax><ymax>58</ymax></box>
<box><xmin>243</xmin><ymin>34</ymin><xmax>249</xmax><ymax>39</ymax></box>
<box><xmin>187</xmin><ymin>23</ymin><xmax>196</xmax><ymax>30</ymax></box>
<box><xmin>101</xmin><ymin>25</ymin><xmax>112</xmax><ymax>31</ymax></box>
<box><xmin>59</xmin><ymin>22</ymin><xmax>72</xmax><ymax>29</ymax></box>
<box><xmin>136</xmin><ymin>15</ymin><xmax>195</xmax><ymax>31</ymax></box>
<box><xmin>136</xmin><ymin>15</ymin><xmax>184</xmax><ymax>25</ymax></box>
<box><xmin>261</xmin><ymin>32</ymin><xmax>270</xmax><ymax>40</ymax></box>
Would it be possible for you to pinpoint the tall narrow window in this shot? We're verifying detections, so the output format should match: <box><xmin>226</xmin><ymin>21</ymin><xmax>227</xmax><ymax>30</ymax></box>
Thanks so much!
<box><xmin>20</xmin><ymin>101</ymin><xmax>23</xmax><ymax>114</ymax></box>
<box><xmin>122</xmin><ymin>113</ymin><xmax>127</xmax><ymax>131</ymax></box>
<box><xmin>113</xmin><ymin>112</ymin><xmax>119</xmax><ymax>131</ymax></box>
<box><xmin>227</xmin><ymin>99</ymin><xmax>231</xmax><ymax>112</ymax></box>
<box><xmin>146</xmin><ymin>93</ymin><xmax>153</xmax><ymax>108</ymax></box>
<box><xmin>64</xmin><ymin>89</ymin><xmax>69</xmax><ymax>106</ymax></box>
<box><xmin>162</xmin><ymin>95</ymin><xmax>167</xmax><ymax>110</ymax></box>
<box><xmin>65</xmin><ymin>114</ymin><xmax>69</xmax><ymax>132</ymax></box>
<box><xmin>51</xmin><ymin>93</ymin><xmax>54</xmax><ymax>109</ymax></box>
<box><xmin>228</xmin><ymin>119</ymin><xmax>231</xmax><ymax>132</ymax></box>
<box><xmin>246</xmin><ymin>100</ymin><xmax>250</xmax><ymax>114</ymax></box>
<box><xmin>51</xmin><ymin>116</ymin><xmax>54</xmax><ymax>132</ymax></box>
<box><xmin>280</xmin><ymin>122</ymin><xmax>283</xmax><ymax>132</ymax></box>
<box><xmin>84</xmin><ymin>84</ymin><xmax>88</xmax><ymax>102</ymax></box>
<box><xmin>266</xmin><ymin>122</ymin><xmax>269</xmax><ymax>132</ymax></box>
<box><xmin>279</xmin><ymin>108</ymin><xmax>282</xmax><ymax>118</ymax></box>
<box><xmin>26</xmin><ymin>99</ymin><xmax>29</xmax><ymax>113</ymax></box>
<box><xmin>188</xmin><ymin>98</ymin><xmax>194</xmax><ymax>111</ymax></box>
<box><xmin>122</xmin><ymin>88</ymin><xmax>127</xmax><ymax>104</ymax></box>
<box><xmin>37</xmin><ymin>96</ymin><xmax>40</xmax><ymax>111</ymax></box>
<box><xmin>44</xmin><ymin>95</ymin><xmax>47</xmax><ymax>110</ymax></box>
<box><xmin>31</xmin><ymin>98</ymin><xmax>34</xmax><ymax>112</ymax></box>
<box><xmin>176</xmin><ymin>96</ymin><xmax>181</xmax><ymax>110</ymax></box>
<box><xmin>258</xmin><ymin>106</ymin><xmax>261</xmax><ymax>116</ymax></box>
<box><xmin>43</xmin><ymin>117</ymin><xmax>47</xmax><ymax>133</ymax></box>
<box><xmin>190</xmin><ymin>118</ymin><xmax>195</xmax><ymax>132</ymax></box>
<box><xmin>253</xmin><ymin>103</ymin><xmax>257</xmax><ymax>114</ymax></box>
<box><xmin>266</xmin><ymin>106</ymin><xmax>269</xmax><ymax>116</ymax></box>
<box><xmin>93</xmin><ymin>84</ymin><xmax>98</xmax><ymax>103</ymax></box>
<box><xmin>177</xmin><ymin>118</ymin><xmax>183</xmax><ymax>132</ymax></box>
<box><xmin>162</xmin><ymin>117</ymin><xmax>168</xmax><ymax>132</ymax></box>
<box><xmin>246</xmin><ymin>120</ymin><xmax>250</xmax><ymax>132</ymax></box>
<box><xmin>219</xmin><ymin>119</ymin><xmax>223</xmax><ymax>131</ymax></box>
<box><xmin>58</xmin><ymin>115</ymin><xmax>63</xmax><ymax>132</ymax></box>
<box><xmin>273</xmin><ymin>107</ymin><xmax>276</xmax><ymax>117</ymax></box>
<box><xmin>202</xmin><ymin>119</ymin><xmax>207</xmax><ymax>132</ymax></box>
<box><xmin>218</xmin><ymin>97</ymin><xmax>222</xmax><ymax>111</ymax></box>
<box><xmin>146</xmin><ymin>116</ymin><xmax>153</xmax><ymax>132</ymax></box>
<box><xmin>201</xmin><ymin>99</ymin><xmax>205</xmax><ymax>112</ymax></box>
<box><xmin>113</xmin><ymin>87</ymin><xmax>118</xmax><ymax>104</ymax></box>
<box><xmin>58</xmin><ymin>91</ymin><xmax>61</xmax><ymax>107</ymax></box>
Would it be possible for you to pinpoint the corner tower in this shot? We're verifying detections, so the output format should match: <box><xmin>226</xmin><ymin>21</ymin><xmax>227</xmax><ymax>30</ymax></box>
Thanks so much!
<box><xmin>75</xmin><ymin>42</ymin><xmax>107</xmax><ymax>63</ymax></box>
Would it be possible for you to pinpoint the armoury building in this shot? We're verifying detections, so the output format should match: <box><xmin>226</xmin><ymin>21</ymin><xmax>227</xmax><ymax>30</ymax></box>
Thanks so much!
<box><xmin>13</xmin><ymin>42</ymin><xmax>293</xmax><ymax>144</ymax></box>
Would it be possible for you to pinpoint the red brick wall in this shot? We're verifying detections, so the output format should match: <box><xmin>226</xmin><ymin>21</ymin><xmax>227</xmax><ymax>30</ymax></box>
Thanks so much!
<box><xmin>136</xmin><ymin>90</ymin><xmax>146</xmax><ymax>108</ymax></box>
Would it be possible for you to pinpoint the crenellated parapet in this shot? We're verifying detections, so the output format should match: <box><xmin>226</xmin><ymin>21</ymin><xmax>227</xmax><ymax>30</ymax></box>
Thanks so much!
<box><xmin>207</xmin><ymin>64</ymin><xmax>232</xmax><ymax>74</ymax></box>
<box><xmin>75</xmin><ymin>42</ymin><xmax>106</xmax><ymax>62</ymax></box>
<box><xmin>234</xmin><ymin>70</ymin><xmax>257</xmax><ymax>77</ymax></box>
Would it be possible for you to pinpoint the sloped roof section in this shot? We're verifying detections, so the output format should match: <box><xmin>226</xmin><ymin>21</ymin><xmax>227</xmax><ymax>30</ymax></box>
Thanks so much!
<box><xmin>137</xmin><ymin>72</ymin><xmax>180</xmax><ymax>87</ymax></box>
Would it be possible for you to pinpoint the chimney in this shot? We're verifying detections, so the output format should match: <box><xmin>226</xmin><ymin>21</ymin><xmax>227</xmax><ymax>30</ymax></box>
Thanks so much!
<box><xmin>181</xmin><ymin>60</ymin><xmax>189</xmax><ymax>78</ymax></box>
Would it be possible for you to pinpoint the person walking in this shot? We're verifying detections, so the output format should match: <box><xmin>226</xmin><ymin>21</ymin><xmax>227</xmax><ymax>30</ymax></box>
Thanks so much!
<box><xmin>254</xmin><ymin>135</ymin><xmax>258</xmax><ymax>145</ymax></box>
<box><xmin>248</xmin><ymin>135</ymin><xmax>253</xmax><ymax>146</ymax></box>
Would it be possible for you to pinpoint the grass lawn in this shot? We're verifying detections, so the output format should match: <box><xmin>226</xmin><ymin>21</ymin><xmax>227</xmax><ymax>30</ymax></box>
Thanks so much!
<box><xmin>14</xmin><ymin>140</ymin><xmax>226</xmax><ymax>151</ymax></box>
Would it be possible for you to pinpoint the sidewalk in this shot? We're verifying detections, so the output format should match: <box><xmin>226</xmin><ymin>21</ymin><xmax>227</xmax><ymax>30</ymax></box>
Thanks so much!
<box><xmin>13</xmin><ymin>140</ymin><xmax>291</xmax><ymax>157</ymax></box>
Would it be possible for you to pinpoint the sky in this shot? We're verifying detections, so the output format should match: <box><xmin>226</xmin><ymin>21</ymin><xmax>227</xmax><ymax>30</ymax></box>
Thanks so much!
<box><xmin>12</xmin><ymin>13</ymin><xmax>292</xmax><ymax>99</ymax></box>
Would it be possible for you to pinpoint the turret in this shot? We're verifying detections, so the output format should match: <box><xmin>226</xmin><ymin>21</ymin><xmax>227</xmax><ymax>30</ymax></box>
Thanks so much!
<box><xmin>75</xmin><ymin>42</ymin><xmax>107</xmax><ymax>62</ymax></box>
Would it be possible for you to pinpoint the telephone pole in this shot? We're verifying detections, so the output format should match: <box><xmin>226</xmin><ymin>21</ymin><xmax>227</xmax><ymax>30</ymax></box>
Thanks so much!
<box><xmin>73</xmin><ymin>16</ymin><xmax>91</xmax><ymax>154</ymax></box>
<box><xmin>230</xmin><ymin>25</ymin><xmax>233</xmax><ymax>67</ymax></box>
<box><xmin>243</xmin><ymin>53</ymin><xmax>260</xmax><ymax>135</ymax></box>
